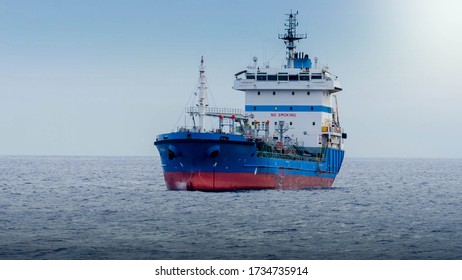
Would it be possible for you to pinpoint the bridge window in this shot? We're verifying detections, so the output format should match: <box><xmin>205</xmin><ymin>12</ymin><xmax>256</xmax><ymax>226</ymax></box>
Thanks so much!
<box><xmin>289</xmin><ymin>75</ymin><xmax>299</xmax><ymax>81</ymax></box>
<box><xmin>257</xmin><ymin>75</ymin><xmax>266</xmax><ymax>81</ymax></box>
<box><xmin>246</xmin><ymin>74</ymin><xmax>255</xmax><ymax>79</ymax></box>
<box><xmin>300</xmin><ymin>74</ymin><xmax>310</xmax><ymax>81</ymax></box>
<box><xmin>311</xmin><ymin>74</ymin><xmax>322</xmax><ymax>80</ymax></box>
<box><xmin>268</xmin><ymin>75</ymin><xmax>277</xmax><ymax>81</ymax></box>
<box><xmin>278</xmin><ymin>75</ymin><xmax>288</xmax><ymax>81</ymax></box>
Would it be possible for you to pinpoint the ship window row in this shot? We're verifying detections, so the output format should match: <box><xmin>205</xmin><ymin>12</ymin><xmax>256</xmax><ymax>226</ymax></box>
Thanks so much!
<box><xmin>272</xmin><ymin>121</ymin><xmax>294</xmax><ymax>125</ymax></box>
<box><xmin>256</xmin><ymin>91</ymin><xmax>311</xmax><ymax>95</ymax></box>
<box><xmin>246</xmin><ymin>73</ymin><xmax>320</xmax><ymax>81</ymax></box>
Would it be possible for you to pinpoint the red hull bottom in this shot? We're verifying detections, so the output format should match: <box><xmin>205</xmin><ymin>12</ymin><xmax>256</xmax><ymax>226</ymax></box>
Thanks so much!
<box><xmin>163</xmin><ymin>172</ymin><xmax>334</xmax><ymax>191</ymax></box>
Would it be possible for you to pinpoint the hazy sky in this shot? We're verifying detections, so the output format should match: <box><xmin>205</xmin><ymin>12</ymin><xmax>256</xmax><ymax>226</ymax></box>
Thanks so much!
<box><xmin>1</xmin><ymin>0</ymin><xmax>461</xmax><ymax>157</ymax></box>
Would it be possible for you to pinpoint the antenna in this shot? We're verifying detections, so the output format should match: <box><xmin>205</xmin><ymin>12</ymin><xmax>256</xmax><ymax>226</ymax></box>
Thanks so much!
<box><xmin>197</xmin><ymin>56</ymin><xmax>208</xmax><ymax>132</ymax></box>
<box><xmin>278</xmin><ymin>11</ymin><xmax>307</xmax><ymax>68</ymax></box>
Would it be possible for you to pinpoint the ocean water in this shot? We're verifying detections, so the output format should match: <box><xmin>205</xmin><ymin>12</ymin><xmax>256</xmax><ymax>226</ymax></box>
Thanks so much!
<box><xmin>0</xmin><ymin>156</ymin><xmax>461</xmax><ymax>260</ymax></box>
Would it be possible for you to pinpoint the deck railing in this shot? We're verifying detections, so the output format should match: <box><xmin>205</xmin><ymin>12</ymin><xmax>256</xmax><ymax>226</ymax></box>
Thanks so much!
<box><xmin>256</xmin><ymin>151</ymin><xmax>322</xmax><ymax>162</ymax></box>
<box><xmin>186</xmin><ymin>107</ymin><xmax>243</xmax><ymax>115</ymax></box>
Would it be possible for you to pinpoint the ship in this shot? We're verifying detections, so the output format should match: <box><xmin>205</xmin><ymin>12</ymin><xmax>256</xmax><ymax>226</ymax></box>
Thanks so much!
<box><xmin>154</xmin><ymin>11</ymin><xmax>346</xmax><ymax>191</ymax></box>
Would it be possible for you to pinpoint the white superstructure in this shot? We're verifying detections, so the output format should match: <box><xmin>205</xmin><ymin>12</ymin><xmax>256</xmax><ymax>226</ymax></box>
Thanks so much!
<box><xmin>233</xmin><ymin>11</ymin><xmax>346</xmax><ymax>151</ymax></box>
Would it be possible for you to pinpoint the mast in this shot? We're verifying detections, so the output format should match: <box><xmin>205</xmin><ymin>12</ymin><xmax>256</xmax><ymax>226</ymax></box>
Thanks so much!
<box><xmin>197</xmin><ymin>56</ymin><xmax>207</xmax><ymax>132</ymax></box>
<box><xmin>275</xmin><ymin>121</ymin><xmax>289</xmax><ymax>142</ymax></box>
<box><xmin>278</xmin><ymin>11</ymin><xmax>307</xmax><ymax>68</ymax></box>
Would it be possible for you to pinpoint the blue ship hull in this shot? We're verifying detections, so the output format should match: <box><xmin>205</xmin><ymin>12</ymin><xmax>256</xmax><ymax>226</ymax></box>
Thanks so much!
<box><xmin>154</xmin><ymin>132</ymin><xmax>344</xmax><ymax>191</ymax></box>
